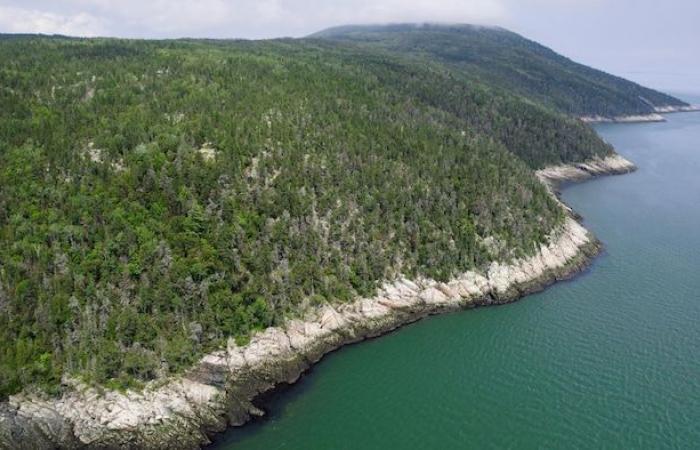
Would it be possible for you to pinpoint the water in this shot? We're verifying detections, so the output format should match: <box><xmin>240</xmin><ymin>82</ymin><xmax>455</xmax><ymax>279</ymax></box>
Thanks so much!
<box><xmin>213</xmin><ymin>103</ymin><xmax>700</xmax><ymax>449</ymax></box>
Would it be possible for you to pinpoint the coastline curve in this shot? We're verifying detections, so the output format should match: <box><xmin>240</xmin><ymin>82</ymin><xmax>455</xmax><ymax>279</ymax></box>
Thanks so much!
<box><xmin>0</xmin><ymin>155</ymin><xmax>636</xmax><ymax>450</ymax></box>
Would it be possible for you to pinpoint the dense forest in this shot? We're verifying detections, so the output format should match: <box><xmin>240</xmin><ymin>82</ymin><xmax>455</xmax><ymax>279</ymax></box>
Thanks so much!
<box><xmin>301</xmin><ymin>40</ymin><xmax>614</xmax><ymax>167</ymax></box>
<box><xmin>312</xmin><ymin>24</ymin><xmax>689</xmax><ymax>117</ymax></box>
<box><xmin>0</xmin><ymin>31</ymin><xmax>622</xmax><ymax>398</ymax></box>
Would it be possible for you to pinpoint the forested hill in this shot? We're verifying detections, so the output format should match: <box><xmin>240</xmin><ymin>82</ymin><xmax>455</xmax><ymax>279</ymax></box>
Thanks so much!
<box><xmin>311</xmin><ymin>24</ymin><xmax>689</xmax><ymax>117</ymax></box>
<box><xmin>0</xmin><ymin>33</ymin><xmax>617</xmax><ymax>399</ymax></box>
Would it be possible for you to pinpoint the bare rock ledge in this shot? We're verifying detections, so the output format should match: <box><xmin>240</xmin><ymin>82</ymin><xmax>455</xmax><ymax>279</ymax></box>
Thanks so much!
<box><xmin>580</xmin><ymin>104</ymin><xmax>700</xmax><ymax>124</ymax></box>
<box><xmin>0</xmin><ymin>155</ymin><xmax>636</xmax><ymax>449</ymax></box>
<box><xmin>536</xmin><ymin>154</ymin><xmax>637</xmax><ymax>185</ymax></box>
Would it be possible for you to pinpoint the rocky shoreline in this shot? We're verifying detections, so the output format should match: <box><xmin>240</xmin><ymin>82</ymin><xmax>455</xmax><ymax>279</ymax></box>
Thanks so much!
<box><xmin>0</xmin><ymin>155</ymin><xmax>636</xmax><ymax>450</ymax></box>
<box><xmin>580</xmin><ymin>104</ymin><xmax>700</xmax><ymax>124</ymax></box>
<box><xmin>536</xmin><ymin>154</ymin><xmax>637</xmax><ymax>185</ymax></box>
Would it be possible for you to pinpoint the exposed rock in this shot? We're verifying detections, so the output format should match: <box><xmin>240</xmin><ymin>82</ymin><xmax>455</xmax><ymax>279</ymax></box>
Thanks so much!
<box><xmin>536</xmin><ymin>154</ymin><xmax>637</xmax><ymax>185</ymax></box>
<box><xmin>0</xmin><ymin>163</ymin><xmax>622</xmax><ymax>449</ymax></box>
<box><xmin>82</xmin><ymin>86</ymin><xmax>95</xmax><ymax>102</ymax></box>
<box><xmin>197</xmin><ymin>143</ymin><xmax>218</xmax><ymax>162</ymax></box>
<box><xmin>580</xmin><ymin>104</ymin><xmax>699</xmax><ymax>124</ymax></box>
<box><xmin>84</xmin><ymin>142</ymin><xmax>104</xmax><ymax>163</ymax></box>
<box><xmin>653</xmin><ymin>105</ymin><xmax>700</xmax><ymax>113</ymax></box>
<box><xmin>81</xmin><ymin>142</ymin><xmax>127</xmax><ymax>172</ymax></box>
<box><xmin>580</xmin><ymin>113</ymin><xmax>665</xmax><ymax>123</ymax></box>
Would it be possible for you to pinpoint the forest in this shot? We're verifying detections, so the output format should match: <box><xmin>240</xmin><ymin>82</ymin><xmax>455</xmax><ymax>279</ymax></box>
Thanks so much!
<box><xmin>313</xmin><ymin>24</ymin><xmax>689</xmax><ymax>117</ymax></box>
<box><xmin>0</xmin><ymin>32</ymin><xmax>618</xmax><ymax>398</ymax></box>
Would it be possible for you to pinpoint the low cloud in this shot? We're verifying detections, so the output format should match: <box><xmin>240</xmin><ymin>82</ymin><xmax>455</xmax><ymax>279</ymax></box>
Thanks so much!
<box><xmin>0</xmin><ymin>0</ymin><xmax>508</xmax><ymax>38</ymax></box>
<box><xmin>0</xmin><ymin>5</ymin><xmax>105</xmax><ymax>36</ymax></box>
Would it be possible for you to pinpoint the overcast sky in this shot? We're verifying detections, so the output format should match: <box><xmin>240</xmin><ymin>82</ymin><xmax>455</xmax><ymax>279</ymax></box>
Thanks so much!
<box><xmin>1</xmin><ymin>0</ymin><xmax>698</xmax><ymax>94</ymax></box>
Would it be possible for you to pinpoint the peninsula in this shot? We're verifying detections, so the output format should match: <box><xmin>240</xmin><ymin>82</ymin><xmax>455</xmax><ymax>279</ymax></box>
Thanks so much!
<box><xmin>0</xmin><ymin>24</ymin><xmax>688</xmax><ymax>448</ymax></box>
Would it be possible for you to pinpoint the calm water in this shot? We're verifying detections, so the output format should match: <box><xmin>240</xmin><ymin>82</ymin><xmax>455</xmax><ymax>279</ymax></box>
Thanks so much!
<box><xmin>213</xmin><ymin>102</ymin><xmax>700</xmax><ymax>449</ymax></box>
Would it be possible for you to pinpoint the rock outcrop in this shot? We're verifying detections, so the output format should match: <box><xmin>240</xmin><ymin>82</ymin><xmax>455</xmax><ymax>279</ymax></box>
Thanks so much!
<box><xmin>580</xmin><ymin>113</ymin><xmax>665</xmax><ymax>124</ymax></box>
<box><xmin>580</xmin><ymin>104</ymin><xmax>699</xmax><ymax>124</ymax></box>
<box><xmin>1</xmin><ymin>157</ymin><xmax>635</xmax><ymax>449</ymax></box>
<box><xmin>536</xmin><ymin>154</ymin><xmax>637</xmax><ymax>184</ymax></box>
<box><xmin>653</xmin><ymin>105</ymin><xmax>700</xmax><ymax>114</ymax></box>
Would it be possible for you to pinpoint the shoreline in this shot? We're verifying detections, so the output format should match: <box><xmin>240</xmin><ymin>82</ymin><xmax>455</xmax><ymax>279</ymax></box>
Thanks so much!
<box><xmin>536</xmin><ymin>154</ymin><xmax>637</xmax><ymax>185</ymax></box>
<box><xmin>0</xmin><ymin>155</ymin><xmax>636</xmax><ymax>450</ymax></box>
<box><xmin>580</xmin><ymin>104</ymin><xmax>700</xmax><ymax>124</ymax></box>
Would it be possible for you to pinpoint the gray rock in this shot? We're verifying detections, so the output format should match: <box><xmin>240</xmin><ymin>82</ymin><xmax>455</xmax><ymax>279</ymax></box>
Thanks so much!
<box><xmin>0</xmin><ymin>167</ymin><xmax>611</xmax><ymax>449</ymax></box>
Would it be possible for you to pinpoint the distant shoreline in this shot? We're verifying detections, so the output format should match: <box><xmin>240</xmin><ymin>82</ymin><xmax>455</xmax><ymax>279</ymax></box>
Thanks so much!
<box><xmin>580</xmin><ymin>104</ymin><xmax>700</xmax><ymax>124</ymax></box>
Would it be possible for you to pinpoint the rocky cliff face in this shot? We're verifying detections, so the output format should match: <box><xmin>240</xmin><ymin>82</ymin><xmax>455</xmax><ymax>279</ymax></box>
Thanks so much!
<box><xmin>536</xmin><ymin>154</ymin><xmax>636</xmax><ymax>184</ymax></box>
<box><xmin>580</xmin><ymin>105</ymin><xmax>700</xmax><ymax>124</ymax></box>
<box><xmin>1</xmin><ymin>160</ymin><xmax>633</xmax><ymax>450</ymax></box>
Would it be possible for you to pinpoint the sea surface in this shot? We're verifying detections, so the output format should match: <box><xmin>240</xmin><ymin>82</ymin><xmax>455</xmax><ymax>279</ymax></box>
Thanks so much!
<box><xmin>212</xmin><ymin>98</ymin><xmax>700</xmax><ymax>449</ymax></box>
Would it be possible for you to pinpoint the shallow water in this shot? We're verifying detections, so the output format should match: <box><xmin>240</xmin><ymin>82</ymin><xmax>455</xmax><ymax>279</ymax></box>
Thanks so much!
<box><xmin>212</xmin><ymin>99</ymin><xmax>700</xmax><ymax>449</ymax></box>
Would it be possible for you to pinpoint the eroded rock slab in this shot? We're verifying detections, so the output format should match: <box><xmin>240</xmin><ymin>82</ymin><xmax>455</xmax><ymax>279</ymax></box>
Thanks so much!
<box><xmin>0</xmin><ymin>167</ymin><xmax>615</xmax><ymax>449</ymax></box>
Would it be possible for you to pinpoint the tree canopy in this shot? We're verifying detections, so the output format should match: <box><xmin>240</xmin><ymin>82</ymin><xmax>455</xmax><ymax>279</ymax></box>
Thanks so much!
<box><xmin>0</xmin><ymin>34</ymin><xmax>620</xmax><ymax>398</ymax></box>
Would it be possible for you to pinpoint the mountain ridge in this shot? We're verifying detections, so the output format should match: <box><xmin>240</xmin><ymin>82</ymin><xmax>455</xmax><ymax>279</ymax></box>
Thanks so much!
<box><xmin>310</xmin><ymin>23</ymin><xmax>690</xmax><ymax>118</ymax></box>
<box><xmin>0</xmin><ymin>24</ymin><xmax>685</xmax><ymax>449</ymax></box>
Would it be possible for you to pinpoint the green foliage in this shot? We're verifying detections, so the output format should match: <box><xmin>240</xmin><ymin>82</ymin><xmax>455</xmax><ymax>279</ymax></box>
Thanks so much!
<box><xmin>312</xmin><ymin>23</ymin><xmax>688</xmax><ymax>118</ymax></box>
<box><xmin>0</xmin><ymin>35</ymin><xmax>586</xmax><ymax>398</ymax></box>
<box><xmin>301</xmin><ymin>41</ymin><xmax>614</xmax><ymax>168</ymax></box>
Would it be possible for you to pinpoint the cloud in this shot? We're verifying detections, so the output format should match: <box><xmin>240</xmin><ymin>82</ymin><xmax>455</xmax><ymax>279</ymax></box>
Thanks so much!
<box><xmin>0</xmin><ymin>0</ymin><xmax>508</xmax><ymax>38</ymax></box>
<box><xmin>288</xmin><ymin>0</ymin><xmax>507</xmax><ymax>28</ymax></box>
<box><xmin>0</xmin><ymin>5</ymin><xmax>105</xmax><ymax>36</ymax></box>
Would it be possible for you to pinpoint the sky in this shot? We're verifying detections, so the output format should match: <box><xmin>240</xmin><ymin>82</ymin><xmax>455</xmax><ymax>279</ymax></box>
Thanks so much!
<box><xmin>0</xmin><ymin>0</ymin><xmax>698</xmax><ymax>94</ymax></box>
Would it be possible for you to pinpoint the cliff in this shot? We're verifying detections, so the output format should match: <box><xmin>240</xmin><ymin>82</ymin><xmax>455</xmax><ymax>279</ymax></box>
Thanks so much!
<box><xmin>581</xmin><ymin>105</ymin><xmax>700</xmax><ymax>124</ymax></box>
<box><xmin>0</xmin><ymin>155</ymin><xmax>638</xmax><ymax>449</ymax></box>
<box><xmin>0</xmin><ymin>218</ymin><xmax>598</xmax><ymax>449</ymax></box>
<box><xmin>536</xmin><ymin>154</ymin><xmax>637</xmax><ymax>184</ymax></box>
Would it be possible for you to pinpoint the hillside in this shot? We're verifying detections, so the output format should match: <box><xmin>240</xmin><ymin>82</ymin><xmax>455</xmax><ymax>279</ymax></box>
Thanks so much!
<box><xmin>301</xmin><ymin>40</ymin><xmax>614</xmax><ymax>168</ymax></box>
<box><xmin>311</xmin><ymin>24</ymin><xmax>690</xmax><ymax>118</ymax></box>
<box><xmin>0</xmin><ymin>29</ymin><xmax>643</xmax><ymax>401</ymax></box>
<box><xmin>0</xmin><ymin>36</ymin><xmax>569</xmax><ymax>398</ymax></box>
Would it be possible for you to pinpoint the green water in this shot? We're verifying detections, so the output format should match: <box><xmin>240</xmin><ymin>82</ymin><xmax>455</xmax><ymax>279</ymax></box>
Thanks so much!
<box><xmin>213</xmin><ymin>104</ymin><xmax>700</xmax><ymax>449</ymax></box>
